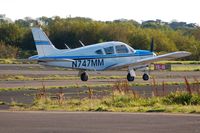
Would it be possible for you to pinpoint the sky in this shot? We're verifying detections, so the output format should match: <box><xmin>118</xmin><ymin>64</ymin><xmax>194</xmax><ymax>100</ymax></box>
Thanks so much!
<box><xmin>1</xmin><ymin>0</ymin><xmax>200</xmax><ymax>24</ymax></box>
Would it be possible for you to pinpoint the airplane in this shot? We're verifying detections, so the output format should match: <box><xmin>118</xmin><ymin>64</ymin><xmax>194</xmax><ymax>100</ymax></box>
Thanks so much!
<box><xmin>29</xmin><ymin>27</ymin><xmax>191</xmax><ymax>81</ymax></box>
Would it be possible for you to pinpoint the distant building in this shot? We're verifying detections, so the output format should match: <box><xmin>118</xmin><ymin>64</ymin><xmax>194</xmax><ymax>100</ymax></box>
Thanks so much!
<box><xmin>142</xmin><ymin>19</ymin><xmax>197</xmax><ymax>29</ymax></box>
<box><xmin>142</xmin><ymin>19</ymin><xmax>168</xmax><ymax>25</ymax></box>
<box><xmin>169</xmin><ymin>21</ymin><xmax>197</xmax><ymax>29</ymax></box>
<box><xmin>0</xmin><ymin>14</ymin><xmax>6</xmax><ymax>19</ymax></box>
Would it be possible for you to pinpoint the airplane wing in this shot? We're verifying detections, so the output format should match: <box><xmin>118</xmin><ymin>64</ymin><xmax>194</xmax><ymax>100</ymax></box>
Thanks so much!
<box><xmin>111</xmin><ymin>51</ymin><xmax>191</xmax><ymax>69</ymax></box>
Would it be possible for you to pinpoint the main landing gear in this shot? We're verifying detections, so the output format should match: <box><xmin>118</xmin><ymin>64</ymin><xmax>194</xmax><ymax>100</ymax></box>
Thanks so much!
<box><xmin>79</xmin><ymin>71</ymin><xmax>89</xmax><ymax>81</ymax></box>
<box><xmin>127</xmin><ymin>69</ymin><xmax>150</xmax><ymax>82</ymax></box>
<box><xmin>142</xmin><ymin>73</ymin><xmax>149</xmax><ymax>81</ymax></box>
<box><xmin>78</xmin><ymin>70</ymin><xmax>149</xmax><ymax>82</ymax></box>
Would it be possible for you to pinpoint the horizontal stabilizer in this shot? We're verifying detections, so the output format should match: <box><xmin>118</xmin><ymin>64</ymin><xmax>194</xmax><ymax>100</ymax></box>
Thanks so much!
<box><xmin>29</xmin><ymin>55</ymin><xmax>75</xmax><ymax>62</ymax></box>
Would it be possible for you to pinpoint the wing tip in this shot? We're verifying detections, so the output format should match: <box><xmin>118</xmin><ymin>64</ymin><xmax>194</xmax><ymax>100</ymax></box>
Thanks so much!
<box><xmin>179</xmin><ymin>51</ymin><xmax>191</xmax><ymax>57</ymax></box>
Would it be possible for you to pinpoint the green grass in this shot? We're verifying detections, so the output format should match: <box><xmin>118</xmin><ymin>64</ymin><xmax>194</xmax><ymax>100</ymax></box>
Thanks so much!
<box><xmin>0</xmin><ymin>83</ymin><xmax>112</xmax><ymax>92</ymax></box>
<box><xmin>0</xmin><ymin>101</ymin><xmax>5</xmax><ymax>105</ymax></box>
<box><xmin>10</xmin><ymin>101</ymin><xmax>25</xmax><ymax>107</ymax></box>
<box><xmin>0</xmin><ymin>59</ymin><xmax>36</xmax><ymax>64</ymax></box>
<box><xmin>11</xmin><ymin>91</ymin><xmax>200</xmax><ymax>113</ymax></box>
<box><xmin>150</xmin><ymin>64</ymin><xmax>200</xmax><ymax>71</ymax></box>
<box><xmin>0</xmin><ymin>74</ymin><xmax>129</xmax><ymax>81</ymax></box>
<box><xmin>0</xmin><ymin>79</ymin><xmax>199</xmax><ymax>92</ymax></box>
<box><xmin>163</xmin><ymin>92</ymin><xmax>200</xmax><ymax>105</ymax></box>
<box><xmin>0</xmin><ymin>81</ymin><xmax>183</xmax><ymax>92</ymax></box>
<box><xmin>156</xmin><ymin>61</ymin><xmax>200</xmax><ymax>64</ymax></box>
<box><xmin>0</xmin><ymin>59</ymin><xmax>19</xmax><ymax>64</ymax></box>
<box><xmin>171</xmin><ymin>64</ymin><xmax>200</xmax><ymax>71</ymax></box>
<box><xmin>6</xmin><ymin>80</ymin><xmax>200</xmax><ymax>113</ymax></box>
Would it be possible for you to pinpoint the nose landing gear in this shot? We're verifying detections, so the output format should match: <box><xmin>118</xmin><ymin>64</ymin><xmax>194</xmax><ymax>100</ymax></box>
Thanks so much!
<box><xmin>127</xmin><ymin>73</ymin><xmax>135</xmax><ymax>81</ymax></box>
<box><xmin>79</xmin><ymin>71</ymin><xmax>89</xmax><ymax>81</ymax></box>
<box><xmin>127</xmin><ymin>68</ymin><xmax>136</xmax><ymax>82</ymax></box>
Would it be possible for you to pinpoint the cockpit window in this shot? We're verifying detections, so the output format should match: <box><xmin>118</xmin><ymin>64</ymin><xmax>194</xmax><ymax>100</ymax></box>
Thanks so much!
<box><xmin>116</xmin><ymin>45</ymin><xmax>129</xmax><ymax>53</ymax></box>
<box><xmin>95</xmin><ymin>49</ymin><xmax>103</xmax><ymax>54</ymax></box>
<box><xmin>104</xmin><ymin>46</ymin><xmax>114</xmax><ymax>54</ymax></box>
<box><xmin>129</xmin><ymin>48</ymin><xmax>134</xmax><ymax>53</ymax></box>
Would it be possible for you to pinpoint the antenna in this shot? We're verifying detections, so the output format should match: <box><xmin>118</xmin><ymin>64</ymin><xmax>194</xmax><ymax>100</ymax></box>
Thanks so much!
<box><xmin>64</xmin><ymin>43</ymin><xmax>70</xmax><ymax>49</ymax></box>
<box><xmin>79</xmin><ymin>40</ymin><xmax>85</xmax><ymax>47</ymax></box>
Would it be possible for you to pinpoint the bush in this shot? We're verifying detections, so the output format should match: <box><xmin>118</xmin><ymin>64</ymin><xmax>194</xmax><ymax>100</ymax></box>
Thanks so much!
<box><xmin>17</xmin><ymin>50</ymin><xmax>37</xmax><ymax>58</ymax></box>
<box><xmin>0</xmin><ymin>41</ymin><xmax>18</xmax><ymax>58</ymax></box>
<box><xmin>103</xmin><ymin>93</ymin><xmax>159</xmax><ymax>108</ymax></box>
<box><xmin>112</xmin><ymin>95</ymin><xmax>134</xmax><ymax>107</ymax></box>
<box><xmin>191</xmin><ymin>94</ymin><xmax>200</xmax><ymax>105</ymax></box>
<box><xmin>163</xmin><ymin>92</ymin><xmax>200</xmax><ymax>105</ymax></box>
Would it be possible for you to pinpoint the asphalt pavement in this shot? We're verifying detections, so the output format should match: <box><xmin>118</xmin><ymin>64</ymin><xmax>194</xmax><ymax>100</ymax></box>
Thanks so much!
<box><xmin>0</xmin><ymin>111</ymin><xmax>199</xmax><ymax>133</ymax></box>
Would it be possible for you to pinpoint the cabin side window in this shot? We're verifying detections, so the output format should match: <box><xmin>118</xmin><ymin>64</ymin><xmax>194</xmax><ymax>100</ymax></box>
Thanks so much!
<box><xmin>116</xmin><ymin>45</ymin><xmax>129</xmax><ymax>53</ymax></box>
<box><xmin>95</xmin><ymin>49</ymin><xmax>103</xmax><ymax>54</ymax></box>
<box><xmin>104</xmin><ymin>46</ymin><xmax>114</xmax><ymax>54</ymax></box>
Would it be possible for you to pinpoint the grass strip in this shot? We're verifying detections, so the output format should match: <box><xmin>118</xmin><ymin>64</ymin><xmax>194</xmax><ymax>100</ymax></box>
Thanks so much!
<box><xmin>0</xmin><ymin>80</ymin><xmax>199</xmax><ymax>92</ymax></box>
<box><xmin>9</xmin><ymin>91</ymin><xmax>200</xmax><ymax>114</ymax></box>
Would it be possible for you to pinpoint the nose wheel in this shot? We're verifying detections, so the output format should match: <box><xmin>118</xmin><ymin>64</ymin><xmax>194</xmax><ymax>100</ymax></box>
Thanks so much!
<box><xmin>80</xmin><ymin>72</ymin><xmax>88</xmax><ymax>81</ymax></box>
<box><xmin>142</xmin><ymin>73</ymin><xmax>149</xmax><ymax>81</ymax></box>
<box><xmin>127</xmin><ymin>73</ymin><xmax>135</xmax><ymax>81</ymax></box>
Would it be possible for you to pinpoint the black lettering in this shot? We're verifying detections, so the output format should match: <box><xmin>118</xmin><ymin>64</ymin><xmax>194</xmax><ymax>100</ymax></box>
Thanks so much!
<box><xmin>72</xmin><ymin>59</ymin><xmax>104</xmax><ymax>68</ymax></box>
<box><xmin>78</xmin><ymin>60</ymin><xmax>82</xmax><ymax>67</ymax></box>
<box><xmin>98</xmin><ymin>59</ymin><xmax>104</xmax><ymax>66</ymax></box>
<box><xmin>91</xmin><ymin>59</ymin><xmax>98</xmax><ymax>67</ymax></box>
<box><xmin>72</xmin><ymin>61</ymin><xmax>77</xmax><ymax>68</ymax></box>
<box><xmin>82</xmin><ymin>60</ymin><xmax>86</xmax><ymax>67</ymax></box>
<box><xmin>87</xmin><ymin>60</ymin><xmax>90</xmax><ymax>67</ymax></box>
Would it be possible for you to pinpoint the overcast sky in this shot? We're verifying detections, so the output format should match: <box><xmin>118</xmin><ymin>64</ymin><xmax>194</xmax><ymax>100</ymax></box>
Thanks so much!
<box><xmin>1</xmin><ymin>0</ymin><xmax>200</xmax><ymax>24</ymax></box>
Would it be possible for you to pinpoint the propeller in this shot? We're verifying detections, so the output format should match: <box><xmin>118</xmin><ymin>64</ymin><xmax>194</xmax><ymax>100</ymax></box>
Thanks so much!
<box><xmin>150</xmin><ymin>38</ymin><xmax>154</xmax><ymax>52</ymax></box>
<box><xmin>149</xmin><ymin>38</ymin><xmax>155</xmax><ymax>75</ymax></box>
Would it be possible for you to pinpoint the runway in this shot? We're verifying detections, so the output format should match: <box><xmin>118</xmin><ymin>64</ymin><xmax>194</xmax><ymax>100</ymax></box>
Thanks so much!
<box><xmin>0</xmin><ymin>111</ymin><xmax>199</xmax><ymax>133</ymax></box>
<box><xmin>0</xmin><ymin>64</ymin><xmax>200</xmax><ymax>133</ymax></box>
<box><xmin>0</xmin><ymin>64</ymin><xmax>199</xmax><ymax>110</ymax></box>
<box><xmin>0</xmin><ymin>64</ymin><xmax>200</xmax><ymax>88</ymax></box>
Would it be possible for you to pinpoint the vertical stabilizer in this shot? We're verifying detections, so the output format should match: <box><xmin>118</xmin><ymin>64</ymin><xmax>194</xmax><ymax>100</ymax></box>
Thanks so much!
<box><xmin>31</xmin><ymin>28</ymin><xmax>60</xmax><ymax>56</ymax></box>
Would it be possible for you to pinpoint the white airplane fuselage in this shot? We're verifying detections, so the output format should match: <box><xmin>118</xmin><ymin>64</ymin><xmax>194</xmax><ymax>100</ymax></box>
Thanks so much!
<box><xmin>31</xmin><ymin>41</ymin><xmax>155</xmax><ymax>71</ymax></box>
<box><xmin>30</xmin><ymin>27</ymin><xmax>190</xmax><ymax>81</ymax></box>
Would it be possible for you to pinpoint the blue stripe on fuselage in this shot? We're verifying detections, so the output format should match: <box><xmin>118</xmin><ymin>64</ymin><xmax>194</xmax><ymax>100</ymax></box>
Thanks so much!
<box><xmin>37</xmin><ymin>50</ymin><xmax>153</xmax><ymax>60</ymax></box>
<box><xmin>35</xmin><ymin>41</ymin><xmax>50</xmax><ymax>45</ymax></box>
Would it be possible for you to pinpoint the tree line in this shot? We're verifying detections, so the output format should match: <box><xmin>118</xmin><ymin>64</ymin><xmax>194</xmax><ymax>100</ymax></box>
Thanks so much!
<box><xmin>0</xmin><ymin>16</ymin><xmax>200</xmax><ymax>60</ymax></box>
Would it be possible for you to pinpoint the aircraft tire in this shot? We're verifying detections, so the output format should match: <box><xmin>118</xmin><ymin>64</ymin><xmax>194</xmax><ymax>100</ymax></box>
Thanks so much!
<box><xmin>142</xmin><ymin>73</ymin><xmax>149</xmax><ymax>81</ymax></box>
<box><xmin>80</xmin><ymin>72</ymin><xmax>88</xmax><ymax>81</ymax></box>
<box><xmin>127</xmin><ymin>73</ymin><xmax>134</xmax><ymax>81</ymax></box>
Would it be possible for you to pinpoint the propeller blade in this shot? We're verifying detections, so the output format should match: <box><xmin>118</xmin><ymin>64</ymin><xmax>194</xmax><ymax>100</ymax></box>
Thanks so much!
<box><xmin>150</xmin><ymin>38</ymin><xmax>154</xmax><ymax>52</ymax></box>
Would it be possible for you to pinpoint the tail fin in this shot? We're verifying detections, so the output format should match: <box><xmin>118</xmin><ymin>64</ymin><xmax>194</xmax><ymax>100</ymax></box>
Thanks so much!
<box><xmin>31</xmin><ymin>27</ymin><xmax>60</xmax><ymax>56</ymax></box>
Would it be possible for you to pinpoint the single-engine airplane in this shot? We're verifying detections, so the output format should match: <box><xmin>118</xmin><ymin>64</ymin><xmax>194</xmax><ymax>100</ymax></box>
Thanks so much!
<box><xmin>29</xmin><ymin>27</ymin><xmax>191</xmax><ymax>81</ymax></box>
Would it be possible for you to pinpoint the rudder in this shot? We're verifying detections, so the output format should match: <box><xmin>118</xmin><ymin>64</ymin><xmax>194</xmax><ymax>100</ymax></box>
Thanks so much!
<box><xmin>31</xmin><ymin>27</ymin><xmax>60</xmax><ymax>56</ymax></box>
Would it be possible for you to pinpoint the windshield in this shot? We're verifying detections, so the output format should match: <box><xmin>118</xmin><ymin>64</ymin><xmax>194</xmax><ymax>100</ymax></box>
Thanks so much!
<box><xmin>116</xmin><ymin>45</ymin><xmax>129</xmax><ymax>53</ymax></box>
